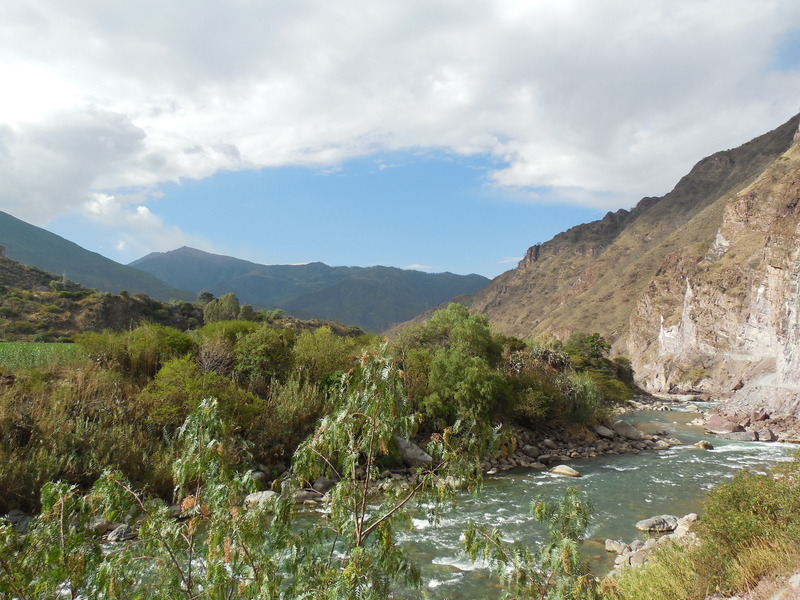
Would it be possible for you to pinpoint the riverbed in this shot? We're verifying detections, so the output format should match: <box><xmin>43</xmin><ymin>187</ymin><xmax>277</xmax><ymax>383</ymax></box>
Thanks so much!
<box><xmin>394</xmin><ymin>408</ymin><xmax>795</xmax><ymax>599</ymax></box>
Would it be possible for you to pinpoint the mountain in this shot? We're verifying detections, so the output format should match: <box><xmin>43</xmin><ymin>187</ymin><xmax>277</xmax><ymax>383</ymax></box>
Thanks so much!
<box><xmin>0</xmin><ymin>255</ymin><xmax>203</xmax><ymax>340</ymax></box>
<box><xmin>130</xmin><ymin>247</ymin><xmax>490</xmax><ymax>331</ymax></box>
<box><xmin>463</xmin><ymin>112</ymin><xmax>800</xmax><ymax>414</ymax></box>
<box><xmin>0</xmin><ymin>211</ymin><xmax>193</xmax><ymax>301</ymax></box>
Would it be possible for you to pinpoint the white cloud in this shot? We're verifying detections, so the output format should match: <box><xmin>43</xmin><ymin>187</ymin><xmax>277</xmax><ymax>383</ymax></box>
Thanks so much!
<box><xmin>405</xmin><ymin>264</ymin><xmax>432</xmax><ymax>271</ymax></box>
<box><xmin>0</xmin><ymin>0</ymin><xmax>799</xmax><ymax>234</ymax></box>
<box><xmin>497</xmin><ymin>257</ymin><xmax>523</xmax><ymax>265</ymax></box>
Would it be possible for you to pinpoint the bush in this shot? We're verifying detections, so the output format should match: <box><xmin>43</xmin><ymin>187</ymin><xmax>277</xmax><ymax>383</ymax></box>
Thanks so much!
<box><xmin>234</xmin><ymin>325</ymin><xmax>296</xmax><ymax>393</ymax></box>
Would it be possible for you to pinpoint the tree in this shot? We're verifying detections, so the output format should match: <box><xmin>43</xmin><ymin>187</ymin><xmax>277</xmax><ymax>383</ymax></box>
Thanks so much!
<box><xmin>293</xmin><ymin>326</ymin><xmax>358</xmax><ymax>384</ymax></box>
<box><xmin>465</xmin><ymin>487</ymin><xmax>600</xmax><ymax>600</ymax></box>
<box><xmin>203</xmin><ymin>292</ymin><xmax>240</xmax><ymax>322</ymax></box>
<box><xmin>291</xmin><ymin>348</ymin><xmax>494</xmax><ymax>598</ymax></box>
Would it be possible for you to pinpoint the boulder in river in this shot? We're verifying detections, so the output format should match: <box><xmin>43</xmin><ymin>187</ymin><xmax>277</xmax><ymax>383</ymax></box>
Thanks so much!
<box><xmin>612</xmin><ymin>420</ymin><xmax>644</xmax><ymax>441</ymax></box>
<box><xmin>395</xmin><ymin>436</ymin><xmax>433</xmax><ymax>468</ymax></box>
<box><xmin>705</xmin><ymin>414</ymin><xmax>743</xmax><ymax>435</ymax></box>
<box><xmin>718</xmin><ymin>431</ymin><xmax>758</xmax><ymax>441</ymax></box>
<box><xmin>550</xmin><ymin>465</ymin><xmax>581</xmax><ymax>477</ymax></box>
<box><xmin>635</xmin><ymin>514</ymin><xmax>679</xmax><ymax>532</ymax></box>
<box><xmin>694</xmin><ymin>440</ymin><xmax>714</xmax><ymax>450</ymax></box>
<box><xmin>245</xmin><ymin>490</ymin><xmax>276</xmax><ymax>507</ymax></box>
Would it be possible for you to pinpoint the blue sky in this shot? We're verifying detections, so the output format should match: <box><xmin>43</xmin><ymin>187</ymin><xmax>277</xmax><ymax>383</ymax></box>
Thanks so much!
<box><xmin>50</xmin><ymin>150</ymin><xmax>602</xmax><ymax>277</ymax></box>
<box><xmin>1</xmin><ymin>2</ymin><xmax>799</xmax><ymax>279</ymax></box>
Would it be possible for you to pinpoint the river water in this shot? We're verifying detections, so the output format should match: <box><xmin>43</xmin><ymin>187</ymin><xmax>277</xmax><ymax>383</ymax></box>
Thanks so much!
<box><xmin>393</xmin><ymin>408</ymin><xmax>795</xmax><ymax>599</ymax></box>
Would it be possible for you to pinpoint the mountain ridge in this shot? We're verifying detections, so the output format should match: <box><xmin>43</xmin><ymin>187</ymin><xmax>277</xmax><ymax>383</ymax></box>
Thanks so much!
<box><xmin>461</xmin><ymin>111</ymin><xmax>800</xmax><ymax>416</ymax></box>
<box><xmin>0</xmin><ymin>210</ymin><xmax>193</xmax><ymax>301</ymax></box>
<box><xmin>130</xmin><ymin>246</ymin><xmax>490</xmax><ymax>331</ymax></box>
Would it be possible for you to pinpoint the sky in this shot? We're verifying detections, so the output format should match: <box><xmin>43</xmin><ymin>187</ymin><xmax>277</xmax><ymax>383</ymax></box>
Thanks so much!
<box><xmin>1</xmin><ymin>1</ymin><xmax>799</xmax><ymax>279</ymax></box>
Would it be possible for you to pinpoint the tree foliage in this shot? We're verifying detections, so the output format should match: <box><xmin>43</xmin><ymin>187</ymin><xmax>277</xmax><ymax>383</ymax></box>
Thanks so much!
<box><xmin>465</xmin><ymin>487</ymin><xmax>600</xmax><ymax>600</ymax></box>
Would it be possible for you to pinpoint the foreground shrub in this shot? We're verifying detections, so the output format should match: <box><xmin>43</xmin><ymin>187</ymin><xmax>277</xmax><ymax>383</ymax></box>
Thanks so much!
<box><xmin>606</xmin><ymin>454</ymin><xmax>800</xmax><ymax>600</ymax></box>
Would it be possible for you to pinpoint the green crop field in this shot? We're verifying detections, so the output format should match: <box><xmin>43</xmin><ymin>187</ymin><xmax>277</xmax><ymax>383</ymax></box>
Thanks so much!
<box><xmin>0</xmin><ymin>342</ymin><xmax>89</xmax><ymax>370</ymax></box>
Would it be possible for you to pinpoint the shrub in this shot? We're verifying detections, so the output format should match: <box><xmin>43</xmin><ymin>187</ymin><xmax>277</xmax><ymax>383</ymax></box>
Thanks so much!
<box><xmin>234</xmin><ymin>325</ymin><xmax>296</xmax><ymax>393</ymax></box>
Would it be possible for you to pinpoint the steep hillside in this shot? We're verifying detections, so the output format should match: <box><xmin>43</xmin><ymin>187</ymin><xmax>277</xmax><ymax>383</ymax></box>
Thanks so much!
<box><xmin>465</xmin><ymin>112</ymin><xmax>800</xmax><ymax>413</ymax></box>
<box><xmin>0</xmin><ymin>211</ymin><xmax>193</xmax><ymax>301</ymax></box>
<box><xmin>0</xmin><ymin>256</ymin><xmax>202</xmax><ymax>340</ymax></box>
<box><xmin>131</xmin><ymin>247</ymin><xmax>489</xmax><ymax>331</ymax></box>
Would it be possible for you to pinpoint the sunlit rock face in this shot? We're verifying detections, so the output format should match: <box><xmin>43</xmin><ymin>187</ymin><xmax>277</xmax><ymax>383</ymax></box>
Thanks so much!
<box><xmin>465</xmin><ymin>114</ymin><xmax>800</xmax><ymax>416</ymax></box>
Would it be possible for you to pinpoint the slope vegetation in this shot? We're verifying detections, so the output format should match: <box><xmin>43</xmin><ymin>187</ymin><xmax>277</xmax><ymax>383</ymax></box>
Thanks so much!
<box><xmin>131</xmin><ymin>246</ymin><xmax>489</xmax><ymax>331</ymax></box>
<box><xmin>0</xmin><ymin>211</ymin><xmax>192</xmax><ymax>301</ymax></box>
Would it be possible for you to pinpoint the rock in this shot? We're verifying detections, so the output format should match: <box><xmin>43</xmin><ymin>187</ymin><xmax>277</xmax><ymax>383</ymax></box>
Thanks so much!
<box><xmin>718</xmin><ymin>431</ymin><xmax>758</xmax><ymax>441</ymax></box>
<box><xmin>612</xmin><ymin>420</ymin><xmax>644</xmax><ymax>441</ymax></box>
<box><xmin>107</xmin><ymin>524</ymin><xmax>135</xmax><ymax>542</ymax></box>
<box><xmin>595</xmin><ymin>425</ymin><xmax>616</xmax><ymax>439</ymax></box>
<box><xmin>244</xmin><ymin>490</ymin><xmax>276</xmax><ymax>507</ymax></box>
<box><xmin>250</xmin><ymin>470</ymin><xmax>268</xmax><ymax>484</ymax></box>
<box><xmin>4</xmin><ymin>509</ymin><xmax>32</xmax><ymax>534</ymax></box>
<box><xmin>395</xmin><ymin>436</ymin><xmax>433</xmax><ymax>468</ymax></box>
<box><xmin>635</xmin><ymin>514</ymin><xmax>679</xmax><ymax>532</ymax></box>
<box><xmin>542</xmin><ymin>438</ymin><xmax>558</xmax><ymax>450</ymax></box>
<box><xmin>521</xmin><ymin>444</ymin><xmax>540</xmax><ymax>458</ymax></box>
<box><xmin>694</xmin><ymin>440</ymin><xmax>714</xmax><ymax>450</ymax></box>
<box><xmin>550</xmin><ymin>465</ymin><xmax>581</xmax><ymax>478</ymax></box>
<box><xmin>629</xmin><ymin>549</ymin><xmax>648</xmax><ymax>567</ymax></box>
<box><xmin>605</xmin><ymin>539</ymin><xmax>629</xmax><ymax>554</ymax></box>
<box><xmin>756</xmin><ymin>429</ymin><xmax>777</xmax><ymax>441</ymax></box>
<box><xmin>89</xmin><ymin>516</ymin><xmax>113</xmax><ymax>534</ymax></box>
<box><xmin>652</xmin><ymin>440</ymin><xmax>671</xmax><ymax>450</ymax></box>
<box><xmin>312</xmin><ymin>477</ymin><xmax>338</xmax><ymax>494</ymax></box>
<box><xmin>530</xmin><ymin>462</ymin><xmax>547</xmax><ymax>470</ymax></box>
<box><xmin>294</xmin><ymin>489</ymin><xmax>323</xmax><ymax>503</ymax></box>
<box><xmin>705</xmin><ymin>414</ymin><xmax>744</xmax><ymax>434</ymax></box>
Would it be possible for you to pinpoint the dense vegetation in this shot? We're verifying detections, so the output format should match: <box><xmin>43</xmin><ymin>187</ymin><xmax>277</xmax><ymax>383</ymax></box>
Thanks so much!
<box><xmin>0</xmin><ymin>299</ymin><xmax>634</xmax><ymax>516</ymax></box>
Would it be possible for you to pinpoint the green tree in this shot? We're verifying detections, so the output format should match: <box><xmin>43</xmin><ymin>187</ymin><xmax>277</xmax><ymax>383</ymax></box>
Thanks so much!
<box><xmin>465</xmin><ymin>487</ymin><xmax>600</xmax><ymax>600</ymax></box>
<box><xmin>291</xmin><ymin>348</ymin><xmax>493</xmax><ymax>598</ymax></box>
<box><xmin>293</xmin><ymin>325</ymin><xmax>358</xmax><ymax>384</ymax></box>
<box><xmin>234</xmin><ymin>325</ymin><xmax>296</xmax><ymax>393</ymax></box>
<box><xmin>203</xmin><ymin>292</ymin><xmax>240</xmax><ymax>323</ymax></box>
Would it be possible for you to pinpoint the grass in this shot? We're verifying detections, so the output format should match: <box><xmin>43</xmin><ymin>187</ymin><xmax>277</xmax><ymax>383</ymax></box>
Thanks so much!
<box><xmin>604</xmin><ymin>455</ymin><xmax>800</xmax><ymax>600</ymax></box>
<box><xmin>0</xmin><ymin>342</ymin><xmax>90</xmax><ymax>370</ymax></box>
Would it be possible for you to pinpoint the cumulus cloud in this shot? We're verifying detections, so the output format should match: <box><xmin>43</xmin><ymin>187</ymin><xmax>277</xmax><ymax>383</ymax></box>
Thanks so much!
<box><xmin>82</xmin><ymin>192</ymin><xmax>211</xmax><ymax>259</ymax></box>
<box><xmin>0</xmin><ymin>0</ymin><xmax>799</xmax><ymax>237</ymax></box>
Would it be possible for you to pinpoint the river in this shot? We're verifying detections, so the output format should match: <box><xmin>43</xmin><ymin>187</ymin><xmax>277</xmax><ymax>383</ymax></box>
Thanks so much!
<box><xmin>393</xmin><ymin>408</ymin><xmax>795</xmax><ymax>599</ymax></box>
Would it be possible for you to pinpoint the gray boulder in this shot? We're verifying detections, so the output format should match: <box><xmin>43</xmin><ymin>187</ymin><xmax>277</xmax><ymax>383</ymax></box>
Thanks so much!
<box><xmin>244</xmin><ymin>490</ymin><xmax>276</xmax><ymax>507</ymax></box>
<box><xmin>635</xmin><ymin>514</ymin><xmax>679</xmax><ymax>532</ymax></box>
<box><xmin>595</xmin><ymin>425</ymin><xmax>616</xmax><ymax>439</ymax></box>
<box><xmin>718</xmin><ymin>431</ymin><xmax>758</xmax><ymax>441</ymax></box>
<box><xmin>705</xmin><ymin>414</ymin><xmax>743</xmax><ymax>434</ymax></box>
<box><xmin>395</xmin><ymin>436</ymin><xmax>433</xmax><ymax>468</ymax></box>
<box><xmin>312</xmin><ymin>477</ymin><xmax>338</xmax><ymax>494</ymax></box>
<box><xmin>694</xmin><ymin>440</ymin><xmax>714</xmax><ymax>450</ymax></box>
<box><xmin>612</xmin><ymin>420</ymin><xmax>644</xmax><ymax>441</ymax></box>
<box><xmin>550</xmin><ymin>465</ymin><xmax>581</xmax><ymax>478</ymax></box>
<box><xmin>521</xmin><ymin>444</ymin><xmax>541</xmax><ymax>458</ymax></box>
<box><xmin>107</xmin><ymin>524</ymin><xmax>135</xmax><ymax>542</ymax></box>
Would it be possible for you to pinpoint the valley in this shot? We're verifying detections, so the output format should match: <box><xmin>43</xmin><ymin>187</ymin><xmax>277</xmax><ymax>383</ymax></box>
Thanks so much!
<box><xmin>2</xmin><ymin>112</ymin><xmax>800</xmax><ymax>599</ymax></box>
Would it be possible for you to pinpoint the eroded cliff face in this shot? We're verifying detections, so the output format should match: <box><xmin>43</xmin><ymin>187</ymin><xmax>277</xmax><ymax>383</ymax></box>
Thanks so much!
<box><xmin>631</xmin><ymin>134</ymin><xmax>800</xmax><ymax>415</ymax></box>
<box><xmin>466</xmin><ymin>113</ymin><xmax>800</xmax><ymax>416</ymax></box>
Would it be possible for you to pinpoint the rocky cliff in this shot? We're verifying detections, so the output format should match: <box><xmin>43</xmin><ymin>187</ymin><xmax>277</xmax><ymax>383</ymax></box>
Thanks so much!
<box><xmin>467</xmin><ymin>113</ymin><xmax>800</xmax><ymax>416</ymax></box>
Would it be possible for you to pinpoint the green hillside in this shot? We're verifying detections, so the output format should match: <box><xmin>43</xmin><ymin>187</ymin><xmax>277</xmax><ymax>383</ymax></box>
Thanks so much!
<box><xmin>0</xmin><ymin>211</ymin><xmax>193</xmax><ymax>301</ymax></box>
<box><xmin>131</xmin><ymin>247</ymin><xmax>490</xmax><ymax>331</ymax></box>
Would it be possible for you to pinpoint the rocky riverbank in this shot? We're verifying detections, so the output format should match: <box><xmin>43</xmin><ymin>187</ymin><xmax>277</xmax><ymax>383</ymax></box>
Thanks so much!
<box><xmin>699</xmin><ymin>409</ymin><xmax>800</xmax><ymax>444</ymax></box>
<box><xmin>604</xmin><ymin>512</ymin><xmax>699</xmax><ymax>575</ymax></box>
<box><xmin>481</xmin><ymin>418</ymin><xmax>682</xmax><ymax>475</ymax></box>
